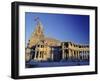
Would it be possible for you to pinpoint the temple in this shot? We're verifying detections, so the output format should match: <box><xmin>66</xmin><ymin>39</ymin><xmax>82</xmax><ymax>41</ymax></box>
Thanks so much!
<box><xmin>25</xmin><ymin>17</ymin><xmax>89</xmax><ymax>62</ymax></box>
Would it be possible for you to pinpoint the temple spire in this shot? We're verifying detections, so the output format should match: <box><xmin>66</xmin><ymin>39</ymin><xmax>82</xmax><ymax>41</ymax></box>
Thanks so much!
<box><xmin>33</xmin><ymin>16</ymin><xmax>44</xmax><ymax>38</ymax></box>
<box><xmin>27</xmin><ymin>16</ymin><xmax>45</xmax><ymax>48</ymax></box>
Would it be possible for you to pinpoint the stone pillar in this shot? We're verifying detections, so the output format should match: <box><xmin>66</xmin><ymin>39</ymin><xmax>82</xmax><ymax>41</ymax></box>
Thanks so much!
<box><xmin>77</xmin><ymin>51</ymin><xmax>80</xmax><ymax>60</ymax></box>
<box><xmin>82</xmin><ymin>51</ymin><xmax>84</xmax><ymax>60</ymax></box>
<box><xmin>51</xmin><ymin>48</ymin><xmax>54</xmax><ymax>61</ymax></box>
<box><xmin>77</xmin><ymin>51</ymin><xmax>79</xmax><ymax>60</ymax></box>
<box><xmin>38</xmin><ymin>50</ymin><xmax>40</xmax><ymax>58</ymax></box>
<box><xmin>62</xmin><ymin>43</ymin><xmax>65</xmax><ymax>59</ymax></box>
<box><xmin>86</xmin><ymin>51</ymin><xmax>88</xmax><ymax>60</ymax></box>
<box><xmin>83</xmin><ymin>51</ymin><xmax>85</xmax><ymax>60</ymax></box>
<box><xmin>75</xmin><ymin>51</ymin><xmax>77</xmax><ymax>59</ymax></box>
<box><xmin>84</xmin><ymin>51</ymin><xmax>86</xmax><ymax>60</ymax></box>
<box><xmin>85</xmin><ymin>51</ymin><xmax>86</xmax><ymax>60</ymax></box>
<box><xmin>68</xmin><ymin>49</ymin><xmax>71</xmax><ymax>60</ymax></box>
<box><xmin>72</xmin><ymin>50</ymin><xmax>74</xmax><ymax>60</ymax></box>
<box><xmin>34</xmin><ymin>46</ymin><xmax>37</xmax><ymax>60</ymax></box>
<box><xmin>71</xmin><ymin>50</ymin><xmax>74</xmax><ymax>60</ymax></box>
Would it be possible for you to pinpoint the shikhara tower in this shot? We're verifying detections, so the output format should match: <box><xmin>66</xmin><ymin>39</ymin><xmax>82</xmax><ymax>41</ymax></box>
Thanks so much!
<box><xmin>27</xmin><ymin>17</ymin><xmax>61</xmax><ymax>48</ymax></box>
<box><xmin>27</xmin><ymin>17</ymin><xmax>44</xmax><ymax>48</ymax></box>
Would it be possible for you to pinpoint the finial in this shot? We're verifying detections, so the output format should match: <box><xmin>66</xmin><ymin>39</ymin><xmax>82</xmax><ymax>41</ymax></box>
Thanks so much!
<box><xmin>34</xmin><ymin>16</ymin><xmax>40</xmax><ymax>23</ymax></box>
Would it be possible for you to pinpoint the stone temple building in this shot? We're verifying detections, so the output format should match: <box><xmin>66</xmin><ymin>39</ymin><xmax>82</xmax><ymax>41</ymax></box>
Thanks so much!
<box><xmin>25</xmin><ymin>17</ymin><xmax>89</xmax><ymax>62</ymax></box>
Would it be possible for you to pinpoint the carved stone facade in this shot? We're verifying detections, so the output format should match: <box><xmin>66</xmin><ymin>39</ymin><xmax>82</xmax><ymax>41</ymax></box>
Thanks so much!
<box><xmin>25</xmin><ymin>18</ymin><xmax>89</xmax><ymax>62</ymax></box>
<box><xmin>61</xmin><ymin>42</ymin><xmax>89</xmax><ymax>60</ymax></box>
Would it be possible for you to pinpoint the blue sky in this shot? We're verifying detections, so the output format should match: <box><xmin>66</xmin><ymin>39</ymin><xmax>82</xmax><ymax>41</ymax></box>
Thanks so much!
<box><xmin>25</xmin><ymin>12</ymin><xmax>89</xmax><ymax>46</ymax></box>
